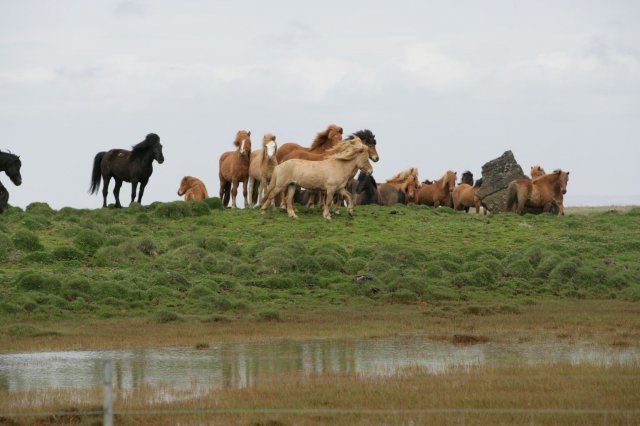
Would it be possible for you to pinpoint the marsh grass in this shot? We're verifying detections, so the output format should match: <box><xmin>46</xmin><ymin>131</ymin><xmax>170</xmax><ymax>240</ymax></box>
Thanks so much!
<box><xmin>1</xmin><ymin>363</ymin><xmax>638</xmax><ymax>425</ymax></box>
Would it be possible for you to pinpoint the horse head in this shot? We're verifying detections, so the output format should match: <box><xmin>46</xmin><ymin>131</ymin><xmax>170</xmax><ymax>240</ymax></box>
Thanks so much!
<box><xmin>152</xmin><ymin>140</ymin><xmax>164</xmax><ymax>164</ymax></box>
<box><xmin>531</xmin><ymin>165</ymin><xmax>546</xmax><ymax>179</ymax></box>
<box><xmin>328</xmin><ymin>124</ymin><xmax>344</xmax><ymax>144</ymax></box>
<box><xmin>262</xmin><ymin>134</ymin><xmax>277</xmax><ymax>160</ymax></box>
<box><xmin>349</xmin><ymin>129</ymin><xmax>379</xmax><ymax>163</ymax></box>
<box><xmin>556</xmin><ymin>170</ymin><xmax>569</xmax><ymax>194</ymax></box>
<box><xmin>5</xmin><ymin>156</ymin><xmax>22</xmax><ymax>186</ymax></box>
<box><xmin>443</xmin><ymin>170</ymin><xmax>457</xmax><ymax>193</ymax></box>
<box><xmin>405</xmin><ymin>168</ymin><xmax>422</xmax><ymax>201</ymax></box>
<box><xmin>460</xmin><ymin>171</ymin><xmax>473</xmax><ymax>186</ymax></box>
<box><xmin>234</xmin><ymin>130</ymin><xmax>252</xmax><ymax>158</ymax></box>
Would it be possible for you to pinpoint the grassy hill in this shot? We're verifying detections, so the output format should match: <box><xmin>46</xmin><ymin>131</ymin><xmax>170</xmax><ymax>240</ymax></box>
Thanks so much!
<box><xmin>1</xmin><ymin>200</ymin><xmax>639</xmax><ymax>325</ymax></box>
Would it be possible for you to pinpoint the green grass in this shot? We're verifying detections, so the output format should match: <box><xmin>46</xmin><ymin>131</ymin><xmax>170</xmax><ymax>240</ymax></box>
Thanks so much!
<box><xmin>0</xmin><ymin>201</ymin><xmax>639</xmax><ymax>323</ymax></box>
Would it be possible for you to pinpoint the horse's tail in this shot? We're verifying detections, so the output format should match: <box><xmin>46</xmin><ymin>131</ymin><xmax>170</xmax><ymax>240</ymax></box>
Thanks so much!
<box><xmin>506</xmin><ymin>181</ymin><xmax>519</xmax><ymax>212</ymax></box>
<box><xmin>89</xmin><ymin>152</ymin><xmax>106</xmax><ymax>194</ymax></box>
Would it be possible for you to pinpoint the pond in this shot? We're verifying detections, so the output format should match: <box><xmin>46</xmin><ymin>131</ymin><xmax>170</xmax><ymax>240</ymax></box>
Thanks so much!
<box><xmin>1</xmin><ymin>336</ymin><xmax>638</xmax><ymax>400</ymax></box>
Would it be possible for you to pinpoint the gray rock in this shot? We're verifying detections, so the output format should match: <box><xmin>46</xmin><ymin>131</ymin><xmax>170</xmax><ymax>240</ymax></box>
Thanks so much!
<box><xmin>476</xmin><ymin>151</ymin><xmax>559</xmax><ymax>214</ymax></box>
<box><xmin>476</xmin><ymin>150</ymin><xmax>527</xmax><ymax>213</ymax></box>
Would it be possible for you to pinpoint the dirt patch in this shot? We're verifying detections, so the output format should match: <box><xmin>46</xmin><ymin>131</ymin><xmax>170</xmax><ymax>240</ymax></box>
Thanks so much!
<box><xmin>452</xmin><ymin>334</ymin><xmax>490</xmax><ymax>345</ymax></box>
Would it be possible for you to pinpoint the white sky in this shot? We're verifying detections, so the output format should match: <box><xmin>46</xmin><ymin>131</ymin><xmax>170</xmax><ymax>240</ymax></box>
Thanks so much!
<box><xmin>1</xmin><ymin>0</ymin><xmax>639</xmax><ymax>209</ymax></box>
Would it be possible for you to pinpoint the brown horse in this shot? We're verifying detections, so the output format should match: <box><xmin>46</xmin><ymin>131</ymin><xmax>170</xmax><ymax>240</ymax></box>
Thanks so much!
<box><xmin>507</xmin><ymin>169</ymin><xmax>570</xmax><ymax>215</ymax></box>
<box><xmin>261</xmin><ymin>137</ymin><xmax>373</xmax><ymax>220</ymax></box>
<box><xmin>415</xmin><ymin>170</ymin><xmax>457</xmax><ymax>207</ymax></box>
<box><xmin>531</xmin><ymin>165</ymin><xmax>546</xmax><ymax>179</ymax></box>
<box><xmin>385</xmin><ymin>168</ymin><xmax>421</xmax><ymax>204</ymax></box>
<box><xmin>247</xmin><ymin>133</ymin><xmax>278</xmax><ymax>208</ymax></box>
<box><xmin>219</xmin><ymin>130</ymin><xmax>252</xmax><ymax>208</ymax></box>
<box><xmin>452</xmin><ymin>179</ymin><xmax>484</xmax><ymax>214</ymax></box>
<box><xmin>276</xmin><ymin>124</ymin><xmax>344</xmax><ymax>163</ymax></box>
<box><xmin>178</xmin><ymin>176</ymin><xmax>209</xmax><ymax>201</ymax></box>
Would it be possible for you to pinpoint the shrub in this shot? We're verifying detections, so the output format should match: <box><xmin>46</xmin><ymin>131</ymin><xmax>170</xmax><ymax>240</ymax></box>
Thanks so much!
<box><xmin>204</xmin><ymin>197</ymin><xmax>224</xmax><ymax>210</ymax></box>
<box><xmin>154</xmin><ymin>309</ymin><xmax>180</xmax><ymax>323</ymax></box>
<box><xmin>343</xmin><ymin>258</ymin><xmax>367</xmax><ymax>274</ymax></box>
<box><xmin>21</xmin><ymin>215</ymin><xmax>50</xmax><ymax>230</ymax></box>
<box><xmin>389</xmin><ymin>289</ymin><xmax>418</xmax><ymax>303</ymax></box>
<box><xmin>93</xmin><ymin>243</ymin><xmax>145</xmax><ymax>267</ymax></box>
<box><xmin>25</xmin><ymin>202</ymin><xmax>55</xmax><ymax>216</ymax></box>
<box><xmin>315</xmin><ymin>254</ymin><xmax>344</xmax><ymax>271</ymax></box>
<box><xmin>14</xmin><ymin>271</ymin><xmax>61</xmax><ymax>292</ymax></box>
<box><xmin>258</xmin><ymin>247</ymin><xmax>298</xmax><ymax>273</ymax></box>
<box><xmin>12</xmin><ymin>230</ymin><xmax>44</xmax><ymax>252</ymax></box>
<box><xmin>549</xmin><ymin>260</ymin><xmax>579</xmax><ymax>281</ymax></box>
<box><xmin>153</xmin><ymin>201</ymin><xmax>191</xmax><ymax>218</ymax></box>
<box><xmin>439</xmin><ymin>260</ymin><xmax>461</xmax><ymax>273</ymax></box>
<box><xmin>19</xmin><ymin>251</ymin><xmax>54</xmax><ymax>264</ymax></box>
<box><xmin>196</xmin><ymin>237</ymin><xmax>228</xmax><ymax>252</ymax></box>
<box><xmin>451</xmin><ymin>272</ymin><xmax>474</xmax><ymax>287</ymax></box>
<box><xmin>535</xmin><ymin>254</ymin><xmax>563</xmax><ymax>278</ymax></box>
<box><xmin>257</xmin><ymin>309</ymin><xmax>281</xmax><ymax>321</ymax></box>
<box><xmin>74</xmin><ymin>229</ymin><xmax>106</xmax><ymax>255</ymax></box>
<box><xmin>425</xmin><ymin>264</ymin><xmax>444</xmax><ymax>279</ymax></box>
<box><xmin>136</xmin><ymin>237</ymin><xmax>158</xmax><ymax>256</ymax></box>
<box><xmin>503</xmin><ymin>259</ymin><xmax>533</xmax><ymax>278</ymax></box>
<box><xmin>53</xmin><ymin>246</ymin><xmax>85</xmax><ymax>261</ymax></box>
<box><xmin>104</xmin><ymin>224</ymin><xmax>132</xmax><ymax>237</ymax></box>
<box><xmin>189</xmin><ymin>201</ymin><xmax>210</xmax><ymax>216</ymax></box>
<box><xmin>0</xmin><ymin>233</ymin><xmax>15</xmax><ymax>261</ymax></box>
<box><xmin>61</xmin><ymin>277</ymin><xmax>93</xmax><ymax>300</ymax></box>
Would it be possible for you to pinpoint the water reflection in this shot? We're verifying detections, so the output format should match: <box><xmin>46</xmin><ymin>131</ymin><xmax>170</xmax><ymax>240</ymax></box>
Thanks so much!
<box><xmin>1</xmin><ymin>337</ymin><xmax>638</xmax><ymax>394</ymax></box>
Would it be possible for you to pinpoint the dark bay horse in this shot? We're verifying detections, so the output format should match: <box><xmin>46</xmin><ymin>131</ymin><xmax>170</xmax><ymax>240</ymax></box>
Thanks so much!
<box><xmin>89</xmin><ymin>133</ymin><xmax>164</xmax><ymax>208</ymax></box>
<box><xmin>0</xmin><ymin>150</ymin><xmax>22</xmax><ymax>187</ymax></box>
<box><xmin>354</xmin><ymin>172</ymin><xmax>406</xmax><ymax>206</ymax></box>
<box><xmin>507</xmin><ymin>170</ymin><xmax>569</xmax><ymax>215</ymax></box>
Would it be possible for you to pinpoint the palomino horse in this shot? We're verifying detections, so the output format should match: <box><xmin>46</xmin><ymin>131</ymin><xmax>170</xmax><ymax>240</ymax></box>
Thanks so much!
<box><xmin>507</xmin><ymin>169</ymin><xmax>570</xmax><ymax>215</ymax></box>
<box><xmin>452</xmin><ymin>179</ymin><xmax>485</xmax><ymax>214</ymax></box>
<box><xmin>247</xmin><ymin>133</ymin><xmax>278</xmax><ymax>207</ymax></box>
<box><xmin>415</xmin><ymin>170</ymin><xmax>457</xmax><ymax>207</ymax></box>
<box><xmin>89</xmin><ymin>133</ymin><xmax>164</xmax><ymax>208</ymax></box>
<box><xmin>385</xmin><ymin>168</ymin><xmax>421</xmax><ymax>204</ymax></box>
<box><xmin>177</xmin><ymin>176</ymin><xmax>209</xmax><ymax>201</ymax></box>
<box><xmin>531</xmin><ymin>165</ymin><xmax>546</xmax><ymax>179</ymax></box>
<box><xmin>261</xmin><ymin>137</ymin><xmax>373</xmax><ymax>220</ymax></box>
<box><xmin>219</xmin><ymin>130</ymin><xmax>252</xmax><ymax>208</ymax></box>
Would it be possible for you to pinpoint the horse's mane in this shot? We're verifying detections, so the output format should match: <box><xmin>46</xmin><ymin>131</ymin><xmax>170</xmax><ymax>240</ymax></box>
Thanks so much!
<box><xmin>441</xmin><ymin>170</ymin><xmax>456</xmax><ymax>188</ymax></box>
<box><xmin>310</xmin><ymin>124</ymin><xmax>343</xmax><ymax>150</ymax></box>
<box><xmin>262</xmin><ymin>133</ymin><xmax>276</xmax><ymax>147</ymax></box>
<box><xmin>233</xmin><ymin>130</ymin><xmax>251</xmax><ymax>147</ymax></box>
<box><xmin>347</xmin><ymin>129</ymin><xmax>376</xmax><ymax>146</ymax></box>
<box><xmin>130</xmin><ymin>133</ymin><xmax>160</xmax><ymax>159</ymax></box>
<box><xmin>325</xmin><ymin>137</ymin><xmax>367</xmax><ymax>161</ymax></box>
<box><xmin>387</xmin><ymin>167</ymin><xmax>418</xmax><ymax>184</ymax></box>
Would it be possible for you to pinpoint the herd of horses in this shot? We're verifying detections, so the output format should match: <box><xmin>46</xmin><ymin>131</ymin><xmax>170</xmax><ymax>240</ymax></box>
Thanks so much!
<box><xmin>0</xmin><ymin>125</ymin><xmax>570</xmax><ymax>218</ymax></box>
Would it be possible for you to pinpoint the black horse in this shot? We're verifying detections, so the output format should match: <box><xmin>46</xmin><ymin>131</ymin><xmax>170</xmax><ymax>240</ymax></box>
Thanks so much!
<box><xmin>0</xmin><ymin>181</ymin><xmax>8</xmax><ymax>213</ymax></box>
<box><xmin>89</xmin><ymin>133</ymin><xmax>164</xmax><ymax>208</ymax></box>
<box><xmin>354</xmin><ymin>172</ymin><xmax>406</xmax><ymax>206</ymax></box>
<box><xmin>346</xmin><ymin>129</ymin><xmax>379</xmax><ymax>162</ymax></box>
<box><xmin>0</xmin><ymin>150</ymin><xmax>23</xmax><ymax>187</ymax></box>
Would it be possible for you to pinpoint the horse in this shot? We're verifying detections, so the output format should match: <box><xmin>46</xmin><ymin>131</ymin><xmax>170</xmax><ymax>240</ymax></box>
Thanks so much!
<box><xmin>531</xmin><ymin>165</ymin><xmax>546</xmax><ymax>179</ymax></box>
<box><xmin>354</xmin><ymin>172</ymin><xmax>406</xmax><ymax>206</ymax></box>
<box><xmin>385</xmin><ymin>168</ymin><xmax>421</xmax><ymax>204</ymax></box>
<box><xmin>0</xmin><ymin>150</ymin><xmax>22</xmax><ymax>187</ymax></box>
<box><xmin>0</xmin><ymin>181</ymin><xmax>8</xmax><ymax>214</ymax></box>
<box><xmin>460</xmin><ymin>170</ymin><xmax>474</xmax><ymax>186</ymax></box>
<box><xmin>89</xmin><ymin>133</ymin><xmax>164</xmax><ymax>208</ymax></box>
<box><xmin>218</xmin><ymin>130</ymin><xmax>252</xmax><ymax>208</ymax></box>
<box><xmin>415</xmin><ymin>170</ymin><xmax>457</xmax><ymax>207</ymax></box>
<box><xmin>261</xmin><ymin>137</ymin><xmax>373</xmax><ymax>220</ymax></box>
<box><xmin>177</xmin><ymin>176</ymin><xmax>209</xmax><ymax>201</ymax></box>
<box><xmin>452</xmin><ymin>179</ymin><xmax>485</xmax><ymax>214</ymax></box>
<box><xmin>247</xmin><ymin>133</ymin><xmax>278</xmax><ymax>208</ymax></box>
<box><xmin>346</xmin><ymin>129</ymin><xmax>379</xmax><ymax>163</ymax></box>
<box><xmin>507</xmin><ymin>169</ymin><xmax>570</xmax><ymax>215</ymax></box>
<box><xmin>276</xmin><ymin>124</ymin><xmax>344</xmax><ymax>163</ymax></box>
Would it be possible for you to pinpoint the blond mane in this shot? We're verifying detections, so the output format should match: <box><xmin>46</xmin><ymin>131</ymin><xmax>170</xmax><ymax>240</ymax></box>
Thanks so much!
<box><xmin>310</xmin><ymin>124</ymin><xmax>343</xmax><ymax>150</ymax></box>
<box><xmin>442</xmin><ymin>170</ymin><xmax>456</xmax><ymax>188</ymax></box>
<box><xmin>387</xmin><ymin>167</ymin><xmax>419</xmax><ymax>184</ymax></box>
<box><xmin>262</xmin><ymin>133</ymin><xmax>276</xmax><ymax>147</ymax></box>
<box><xmin>325</xmin><ymin>137</ymin><xmax>368</xmax><ymax>161</ymax></box>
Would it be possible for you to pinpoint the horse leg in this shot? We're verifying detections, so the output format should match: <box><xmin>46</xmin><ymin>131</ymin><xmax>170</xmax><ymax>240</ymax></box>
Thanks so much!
<box><xmin>242</xmin><ymin>178</ymin><xmax>249</xmax><ymax>208</ymax></box>
<box><xmin>285</xmin><ymin>184</ymin><xmax>298</xmax><ymax>219</ymax></box>
<box><xmin>130</xmin><ymin>180</ymin><xmax>138</xmax><ymax>205</ymax></box>
<box><xmin>230</xmin><ymin>180</ymin><xmax>239</xmax><ymax>208</ymax></box>
<box><xmin>338</xmin><ymin>188</ymin><xmax>354</xmax><ymax>217</ymax></box>
<box><xmin>322</xmin><ymin>190</ymin><xmax>334</xmax><ymax>220</ymax></box>
<box><xmin>113</xmin><ymin>179</ymin><xmax>123</xmax><ymax>208</ymax></box>
<box><xmin>101</xmin><ymin>175</ymin><xmax>111</xmax><ymax>208</ymax></box>
<box><xmin>247</xmin><ymin>177</ymin><xmax>254</xmax><ymax>207</ymax></box>
<box><xmin>137</xmin><ymin>180</ymin><xmax>148</xmax><ymax>205</ymax></box>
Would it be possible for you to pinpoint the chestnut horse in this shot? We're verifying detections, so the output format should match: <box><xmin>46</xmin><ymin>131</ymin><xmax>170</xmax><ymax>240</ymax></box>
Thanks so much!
<box><xmin>415</xmin><ymin>170</ymin><xmax>457</xmax><ymax>207</ymax></box>
<box><xmin>261</xmin><ymin>137</ymin><xmax>373</xmax><ymax>220</ymax></box>
<box><xmin>452</xmin><ymin>179</ymin><xmax>484</xmax><ymax>214</ymax></box>
<box><xmin>531</xmin><ymin>165</ymin><xmax>546</xmax><ymax>179</ymax></box>
<box><xmin>219</xmin><ymin>130</ymin><xmax>252</xmax><ymax>208</ymax></box>
<box><xmin>247</xmin><ymin>133</ymin><xmax>278</xmax><ymax>207</ymax></box>
<box><xmin>178</xmin><ymin>176</ymin><xmax>209</xmax><ymax>201</ymax></box>
<box><xmin>89</xmin><ymin>133</ymin><xmax>164</xmax><ymax>208</ymax></box>
<box><xmin>276</xmin><ymin>124</ymin><xmax>344</xmax><ymax>163</ymax></box>
<box><xmin>507</xmin><ymin>169</ymin><xmax>570</xmax><ymax>215</ymax></box>
<box><xmin>385</xmin><ymin>168</ymin><xmax>421</xmax><ymax>204</ymax></box>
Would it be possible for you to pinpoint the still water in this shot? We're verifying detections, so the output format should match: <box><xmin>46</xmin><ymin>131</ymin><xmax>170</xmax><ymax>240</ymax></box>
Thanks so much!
<box><xmin>1</xmin><ymin>336</ymin><xmax>638</xmax><ymax>396</ymax></box>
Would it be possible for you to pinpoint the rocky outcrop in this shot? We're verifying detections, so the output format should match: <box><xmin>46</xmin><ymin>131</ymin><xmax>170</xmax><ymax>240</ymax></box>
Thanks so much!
<box><xmin>476</xmin><ymin>150</ymin><xmax>559</xmax><ymax>214</ymax></box>
<box><xmin>476</xmin><ymin>150</ymin><xmax>526</xmax><ymax>214</ymax></box>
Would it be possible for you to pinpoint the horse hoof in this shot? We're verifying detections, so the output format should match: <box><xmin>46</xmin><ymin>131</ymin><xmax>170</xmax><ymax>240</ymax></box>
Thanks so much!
<box><xmin>348</xmin><ymin>211</ymin><xmax>354</xmax><ymax>217</ymax></box>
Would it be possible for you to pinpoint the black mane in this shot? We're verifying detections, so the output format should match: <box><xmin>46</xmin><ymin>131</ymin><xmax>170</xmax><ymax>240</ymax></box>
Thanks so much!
<box><xmin>131</xmin><ymin>133</ymin><xmax>160</xmax><ymax>158</ymax></box>
<box><xmin>348</xmin><ymin>129</ymin><xmax>376</xmax><ymax>146</ymax></box>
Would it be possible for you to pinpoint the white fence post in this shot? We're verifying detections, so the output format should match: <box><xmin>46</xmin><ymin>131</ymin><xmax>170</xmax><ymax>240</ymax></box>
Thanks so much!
<box><xmin>103</xmin><ymin>359</ymin><xmax>113</xmax><ymax>426</ymax></box>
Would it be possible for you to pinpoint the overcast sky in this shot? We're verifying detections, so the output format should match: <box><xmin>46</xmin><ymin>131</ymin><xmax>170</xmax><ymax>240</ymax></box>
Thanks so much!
<box><xmin>1</xmin><ymin>0</ymin><xmax>639</xmax><ymax>209</ymax></box>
